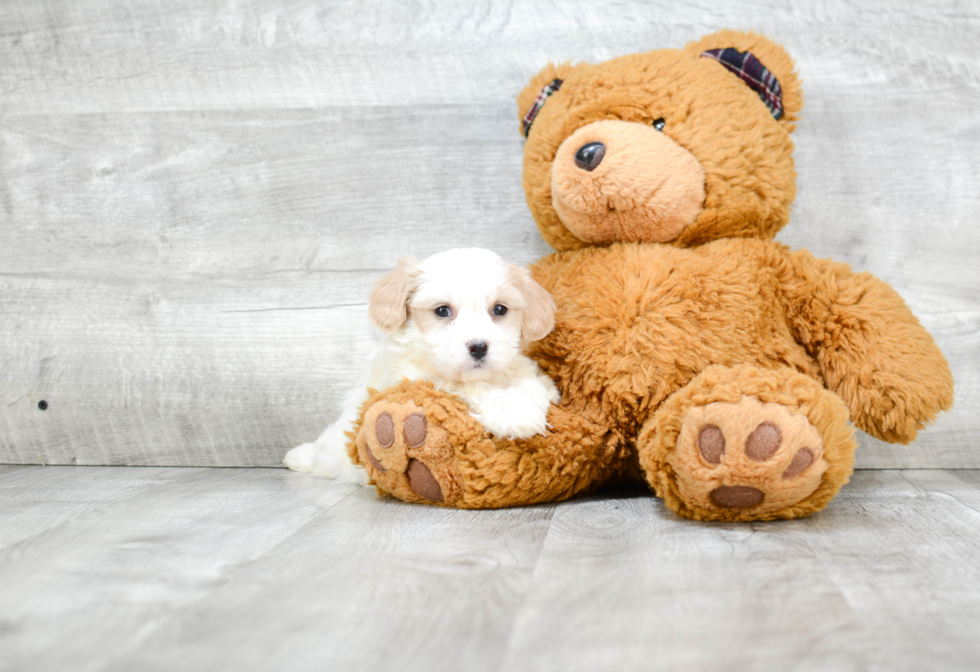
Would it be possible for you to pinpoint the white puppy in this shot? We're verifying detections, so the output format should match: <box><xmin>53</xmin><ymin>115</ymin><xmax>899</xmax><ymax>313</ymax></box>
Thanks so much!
<box><xmin>283</xmin><ymin>248</ymin><xmax>560</xmax><ymax>485</ymax></box>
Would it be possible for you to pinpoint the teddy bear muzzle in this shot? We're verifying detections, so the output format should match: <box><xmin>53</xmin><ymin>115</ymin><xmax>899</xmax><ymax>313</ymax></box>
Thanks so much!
<box><xmin>551</xmin><ymin>119</ymin><xmax>706</xmax><ymax>245</ymax></box>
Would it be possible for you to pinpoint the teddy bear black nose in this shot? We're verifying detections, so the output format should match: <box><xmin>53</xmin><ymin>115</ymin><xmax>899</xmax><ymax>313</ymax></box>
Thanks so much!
<box><xmin>574</xmin><ymin>142</ymin><xmax>606</xmax><ymax>171</ymax></box>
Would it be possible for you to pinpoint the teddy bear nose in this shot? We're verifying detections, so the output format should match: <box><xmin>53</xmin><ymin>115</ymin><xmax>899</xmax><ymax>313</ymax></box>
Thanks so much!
<box><xmin>574</xmin><ymin>142</ymin><xmax>606</xmax><ymax>171</ymax></box>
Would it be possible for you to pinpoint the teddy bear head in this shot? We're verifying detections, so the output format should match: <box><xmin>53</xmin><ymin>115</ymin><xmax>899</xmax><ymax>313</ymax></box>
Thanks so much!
<box><xmin>517</xmin><ymin>30</ymin><xmax>804</xmax><ymax>252</ymax></box>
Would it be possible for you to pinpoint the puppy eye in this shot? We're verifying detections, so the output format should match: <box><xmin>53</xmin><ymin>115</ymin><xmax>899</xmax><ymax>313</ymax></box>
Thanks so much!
<box><xmin>434</xmin><ymin>306</ymin><xmax>452</xmax><ymax>318</ymax></box>
<box><xmin>492</xmin><ymin>305</ymin><xmax>508</xmax><ymax>317</ymax></box>
<box><xmin>652</xmin><ymin>118</ymin><xmax>666</xmax><ymax>131</ymax></box>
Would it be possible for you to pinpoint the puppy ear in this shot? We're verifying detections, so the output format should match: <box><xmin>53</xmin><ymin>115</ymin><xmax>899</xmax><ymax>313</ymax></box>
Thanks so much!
<box><xmin>509</xmin><ymin>264</ymin><xmax>556</xmax><ymax>341</ymax></box>
<box><xmin>369</xmin><ymin>257</ymin><xmax>418</xmax><ymax>334</ymax></box>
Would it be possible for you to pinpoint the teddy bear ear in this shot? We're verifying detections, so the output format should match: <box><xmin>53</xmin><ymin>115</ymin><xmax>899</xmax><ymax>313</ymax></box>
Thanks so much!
<box><xmin>684</xmin><ymin>30</ymin><xmax>803</xmax><ymax>128</ymax></box>
<box><xmin>517</xmin><ymin>62</ymin><xmax>585</xmax><ymax>138</ymax></box>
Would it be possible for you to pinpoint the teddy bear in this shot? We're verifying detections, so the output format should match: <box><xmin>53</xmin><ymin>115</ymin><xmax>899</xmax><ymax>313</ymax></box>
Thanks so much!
<box><xmin>343</xmin><ymin>30</ymin><xmax>954</xmax><ymax>521</ymax></box>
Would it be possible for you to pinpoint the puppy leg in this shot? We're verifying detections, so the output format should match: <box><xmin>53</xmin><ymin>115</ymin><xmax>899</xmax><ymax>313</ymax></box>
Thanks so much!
<box><xmin>470</xmin><ymin>375</ymin><xmax>560</xmax><ymax>439</ymax></box>
<box><xmin>309</xmin><ymin>415</ymin><xmax>370</xmax><ymax>485</ymax></box>
<box><xmin>284</xmin><ymin>386</ymin><xmax>371</xmax><ymax>485</ymax></box>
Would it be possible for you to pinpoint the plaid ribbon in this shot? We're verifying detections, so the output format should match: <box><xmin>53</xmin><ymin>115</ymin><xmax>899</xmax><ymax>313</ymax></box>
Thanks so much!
<box><xmin>701</xmin><ymin>48</ymin><xmax>784</xmax><ymax>120</ymax></box>
<box><xmin>522</xmin><ymin>78</ymin><xmax>563</xmax><ymax>137</ymax></box>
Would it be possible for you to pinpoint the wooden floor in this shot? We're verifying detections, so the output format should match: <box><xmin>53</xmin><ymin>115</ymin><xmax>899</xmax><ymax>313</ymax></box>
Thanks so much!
<box><xmin>2</xmin><ymin>466</ymin><xmax>980</xmax><ymax>671</ymax></box>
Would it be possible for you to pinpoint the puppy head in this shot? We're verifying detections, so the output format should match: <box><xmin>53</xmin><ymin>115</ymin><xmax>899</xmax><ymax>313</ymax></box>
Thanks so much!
<box><xmin>369</xmin><ymin>248</ymin><xmax>555</xmax><ymax>382</ymax></box>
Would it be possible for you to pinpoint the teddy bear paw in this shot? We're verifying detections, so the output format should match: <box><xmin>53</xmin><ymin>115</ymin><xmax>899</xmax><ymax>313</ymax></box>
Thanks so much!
<box><xmin>355</xmin><ymin>399</ymin><xmax>463</xmax><ymax>506</ymax></box>
<box><xmin>668</xmin><ymin>396</ymin><xmax>829</xmax><ymax>518</ymax></box>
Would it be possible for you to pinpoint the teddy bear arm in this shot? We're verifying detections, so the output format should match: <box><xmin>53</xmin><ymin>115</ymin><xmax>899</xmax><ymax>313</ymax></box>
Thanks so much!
<box><xmin>776</xmin><ymin>251</ymin><xmax>954</xmax><ymax>444</ymax></box>
<box><xmin>347</xmin><ymin>380</ymin><xmax>630</xmax><ymax>508</ymax></box>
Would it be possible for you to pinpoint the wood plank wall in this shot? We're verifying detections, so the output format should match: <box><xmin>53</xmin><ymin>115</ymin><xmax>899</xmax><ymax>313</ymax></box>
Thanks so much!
<box><xmin>1</xmin><ymin>0</ymin><xmax>978</xmax><ymax>468</ymax></box>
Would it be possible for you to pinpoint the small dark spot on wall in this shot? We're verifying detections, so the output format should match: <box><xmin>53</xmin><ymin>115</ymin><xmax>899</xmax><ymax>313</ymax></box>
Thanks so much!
<box><xmin>38</xmin><ymin>400</ymin><xmax>48</xmax><ymax>411</ymax></box>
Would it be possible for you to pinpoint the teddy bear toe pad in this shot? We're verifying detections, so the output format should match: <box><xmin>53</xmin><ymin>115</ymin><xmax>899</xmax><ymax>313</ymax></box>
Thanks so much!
<box><xmin>405</xmin><ymin>458</ymin><xmax>443</xmax><ymax>502</ymax></box>
<box><xmin>355</xmin><ymin>401</ymin><xmax>462</xmax><ymax>505</ymax></box>
<box><xmin>672</xmin><ymin>396</ymin><xmax>829</xmax><ymax>517</ymax></box>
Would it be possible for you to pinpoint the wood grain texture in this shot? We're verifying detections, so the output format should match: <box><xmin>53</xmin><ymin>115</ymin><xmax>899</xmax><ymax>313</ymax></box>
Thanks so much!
<box><xmin>2</xmin><ymin>466</ymin><xmax>980</xmax><ymax>671</ymax></box>
<box><xmin>0</xmin><ymin>466</ymin><xmax>361</xmax><ymax>671</ymax></box>
<box><xmin>1</xmin><ymin>0</ymin><xmax>977</xmax><ymax>467</ymax></box>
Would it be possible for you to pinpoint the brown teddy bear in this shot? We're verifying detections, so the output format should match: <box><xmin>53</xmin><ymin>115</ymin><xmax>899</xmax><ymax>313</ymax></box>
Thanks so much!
<box><xmin>345</xmin><ymin>30</ymin><xmax>954</xmax><ymax>521</ymax></box>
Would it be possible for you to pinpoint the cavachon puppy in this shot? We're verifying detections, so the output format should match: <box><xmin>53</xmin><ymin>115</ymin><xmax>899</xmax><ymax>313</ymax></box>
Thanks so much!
<box><xmin>284</xmin><ymin>248</ymin><xmax>560</xmax><ymax>484</ymax></box>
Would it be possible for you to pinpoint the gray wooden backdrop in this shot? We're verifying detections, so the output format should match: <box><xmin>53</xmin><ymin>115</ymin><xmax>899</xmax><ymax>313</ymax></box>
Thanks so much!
<box><xmin>1</xmin><ymin>0</ymin><xmax>978</xmax><ymax>469</ymax></box>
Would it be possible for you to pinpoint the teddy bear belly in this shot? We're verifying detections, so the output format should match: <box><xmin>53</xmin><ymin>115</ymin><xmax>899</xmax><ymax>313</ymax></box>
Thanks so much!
<box><xmin>529</xmin><ymin>241</ymin><xmax>821</xmax><ymax>435</ymax></box>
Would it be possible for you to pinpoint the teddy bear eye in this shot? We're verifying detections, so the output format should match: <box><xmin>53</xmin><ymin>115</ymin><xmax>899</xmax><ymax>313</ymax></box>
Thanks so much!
<box><xmin>434</xmin><ymin>306</ymin><xmax>452</xmax><ymax>318</ymax></box>
<box><xmin>493</xmin><ymin>304</ymin><xmax>508</xmax><ymax>317</ymax></box>
<box><xmin>652</xmin><ymin>118</ymin><xmax>666</xmax><ymax>131</ymax></box>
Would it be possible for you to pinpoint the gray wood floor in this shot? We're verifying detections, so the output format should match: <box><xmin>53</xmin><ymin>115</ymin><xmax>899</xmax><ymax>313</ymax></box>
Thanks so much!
<box><xmin>2</xmin><ymin>0</ymin><xmax>979</xmax><ymax>470</ymax></box>
<box><xmin>2</xmin><ymin>465</ymin><xmax>980</xmax><ymax>672</ymax></box>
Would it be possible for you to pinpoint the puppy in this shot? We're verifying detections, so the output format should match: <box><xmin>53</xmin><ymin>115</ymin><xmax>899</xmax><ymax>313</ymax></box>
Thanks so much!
<box><xmin>283</xmin><ymin>248</ymin><xmax>560</xmax><ymax>485</ymax></box>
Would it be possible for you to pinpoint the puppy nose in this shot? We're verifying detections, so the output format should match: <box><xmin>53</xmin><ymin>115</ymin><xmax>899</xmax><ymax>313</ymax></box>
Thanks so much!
<box><xmin>574</xmin><ymin>142</ymin><xmax>606</xmax><ymax>171</ymax></box>
<box><xmin>467</xmin><ymin>340</ymin><xmax>488</xmax><ymax>360</ymax></box>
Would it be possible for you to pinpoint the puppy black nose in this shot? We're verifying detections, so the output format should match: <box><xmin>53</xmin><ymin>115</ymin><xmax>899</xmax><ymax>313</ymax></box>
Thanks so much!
<box><xmin>467</xmin><ymin>340</ymin><xmax>488</xmax><ymax>360</ymax></box>
<box><xmin>574</xmin><ymin>142</ymin><xmax>606</xmax><ymax>171</ymax></box>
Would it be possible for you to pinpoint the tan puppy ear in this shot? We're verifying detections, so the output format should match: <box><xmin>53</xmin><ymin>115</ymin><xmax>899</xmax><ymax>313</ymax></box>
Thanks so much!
<box><xmin>509</xmin><ymin>264</ymin><xmax>556</xmax><ymax>341</ymax></box>
<box><xmin>685</xmin><ymin>30</ymin><xmax>803</xmax><ymax>129</ymax></box>
<box><xmin>369</xmin><ymin>257</ymin><xmax>418</xmax><ymax>334</ymax></box>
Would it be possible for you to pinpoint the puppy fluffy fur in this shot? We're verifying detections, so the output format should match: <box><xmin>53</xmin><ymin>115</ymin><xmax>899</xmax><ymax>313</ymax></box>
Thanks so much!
<box><xmin>284</xmin><ymin>248</ymin><xmax>560</xmax><ymax>484</ymax></box>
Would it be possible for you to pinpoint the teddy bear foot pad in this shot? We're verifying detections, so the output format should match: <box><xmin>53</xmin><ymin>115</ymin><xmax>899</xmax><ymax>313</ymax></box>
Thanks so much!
<box><xmin>669</xmin><ymin>396</ymin><xmax>829</xmax><ymax>518</ymax></box>
<box><xmin>355</xmin><ymin>400</ymin><xmax>464</xmax><ymax>506</ymax></box>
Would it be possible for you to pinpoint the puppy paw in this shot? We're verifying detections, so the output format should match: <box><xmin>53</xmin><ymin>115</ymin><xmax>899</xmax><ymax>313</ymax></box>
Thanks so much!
<box><xmin>470</xmin><ymin>385</ymin><xmax>553</xmax><ymax>439</ymax></box>
<box><xmin>283</xmin><ymin>442</ymin><xmax>315</xmax><ymax>472</ymax></box>
<box><xmin>285</xmin><ymin>434</ymin><xmax>370</xmax><ymax>485</ymax></box>
<box><xmin>669</xmin><ymin>396</ymin><xmax>829</xmax><ymax>518</ymax></box>
<box><xmin>354</xmin><ymin>400</ymin><xmax>463</xmax><ymax>505</ymax></box>
<box><xmin>309</xmin><ymin>438</ymin><xmax>369</xmax><ymax>485</ymax></box>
